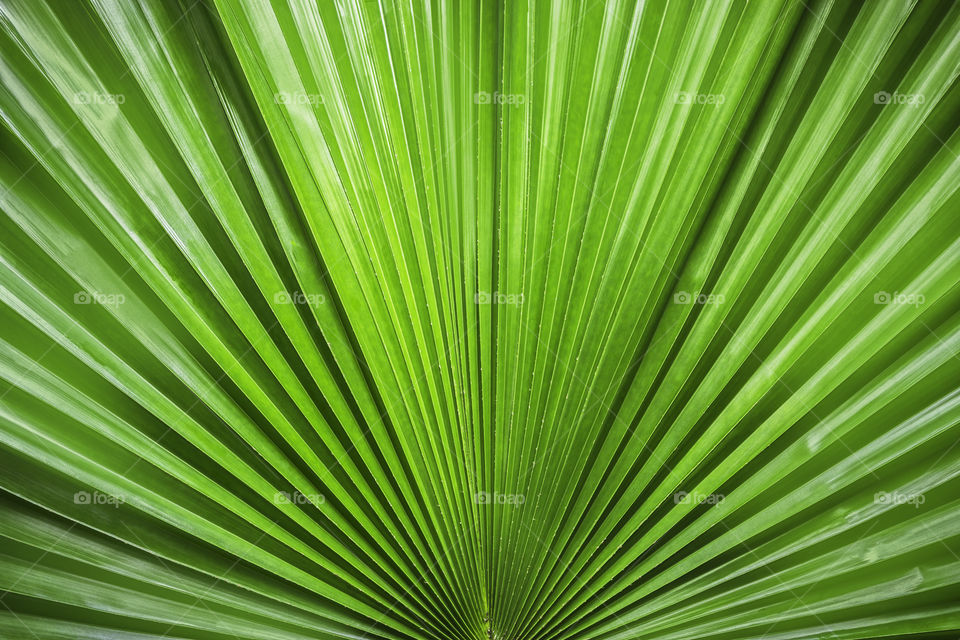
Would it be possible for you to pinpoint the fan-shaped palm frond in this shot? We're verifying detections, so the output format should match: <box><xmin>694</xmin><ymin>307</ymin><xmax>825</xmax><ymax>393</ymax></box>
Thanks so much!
<box><xmin>1</xmin><ymin>1</ymin><xmax>959</xmax><ymax>639</ymax></box>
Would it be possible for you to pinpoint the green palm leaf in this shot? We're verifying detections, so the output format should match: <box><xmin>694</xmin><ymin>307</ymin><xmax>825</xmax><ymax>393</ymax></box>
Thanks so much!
<box><xmin>1</xmin><ymin>1</ymin><xmax>958</xmax><ymax>639</ymax></box>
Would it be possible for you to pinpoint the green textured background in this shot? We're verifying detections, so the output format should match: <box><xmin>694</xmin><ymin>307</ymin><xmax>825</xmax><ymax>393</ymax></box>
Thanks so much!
<box><xmin>1</xmin><ymin>1</ymin><xmax>959</xmax><ymax>639</ymax></box>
